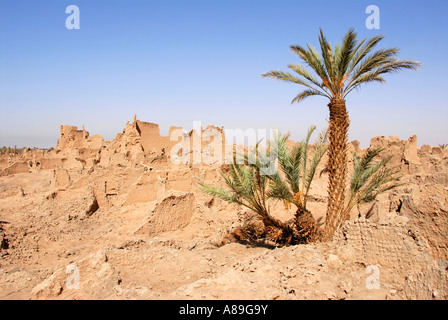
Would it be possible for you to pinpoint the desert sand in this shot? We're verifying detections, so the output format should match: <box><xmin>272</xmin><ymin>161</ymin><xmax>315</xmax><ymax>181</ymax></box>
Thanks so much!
<box><xmin>0</xmin><ymin>116</ymin><xmax>447</xmax><ymax>300</ymax></box>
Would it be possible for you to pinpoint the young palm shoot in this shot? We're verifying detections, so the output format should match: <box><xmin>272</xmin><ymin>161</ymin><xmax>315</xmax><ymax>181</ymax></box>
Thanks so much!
<box><xmin>266</xmin><ymin>126</ymin><xmax>328</xmax><ymax>242</ymax></box>
<box><xmin>343</xmin><ymin>148</ymin><xmax>402</xmax><ymax>219</ymax></box>
<box><xmin>198</xmin><ymin>144</ymin><xmax>292</xmax><ymax>241</ymax></box>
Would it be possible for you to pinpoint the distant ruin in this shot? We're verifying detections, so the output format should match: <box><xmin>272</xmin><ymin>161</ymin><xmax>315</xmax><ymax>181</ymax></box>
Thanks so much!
<box><xmin>2</xmin><ymin>115</ymin><xmax>446</xmax><ymax>178</ymax></box>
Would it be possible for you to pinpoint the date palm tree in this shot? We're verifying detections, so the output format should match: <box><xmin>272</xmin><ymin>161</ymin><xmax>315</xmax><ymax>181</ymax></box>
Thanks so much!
<box><xmin>262</xmin><ymin>28</ymin><xmax>421</xmax><ymax>240</ymax></box>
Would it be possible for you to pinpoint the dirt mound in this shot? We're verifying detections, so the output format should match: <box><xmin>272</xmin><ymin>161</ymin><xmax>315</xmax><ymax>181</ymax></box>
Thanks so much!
<box><xmin>31</xmin><ymin>249</ymin><xmax>121</xmax><ymax>300</ymax></box>
<box><xmin>135</xmin><ymin>193</ymin><xmax>195</xmax><ymax>236</ymax></box>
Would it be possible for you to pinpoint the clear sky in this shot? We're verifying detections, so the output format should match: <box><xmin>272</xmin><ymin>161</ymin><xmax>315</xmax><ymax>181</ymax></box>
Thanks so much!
<box><xmin>0</xmin><ymin>0</ymin><xmax>447</xmax><ymax>148</ymax></box>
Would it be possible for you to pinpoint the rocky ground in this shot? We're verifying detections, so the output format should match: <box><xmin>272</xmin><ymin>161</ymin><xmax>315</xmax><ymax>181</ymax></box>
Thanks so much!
<box><xmin>0</xmin><ymin>120</ymin><xmax>447</xmax><ymax>300</ymax></box>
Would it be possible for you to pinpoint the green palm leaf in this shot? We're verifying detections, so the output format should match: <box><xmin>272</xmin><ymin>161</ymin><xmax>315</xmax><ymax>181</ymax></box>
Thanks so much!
<box><xmin>344</xmin><ymin>148</ymin><xmax>402</xmax><ymax>216</ymax></box>
<box><xmin>290</xmin><ymin>44</ymin><xmax>328</xmax><ymax>81</ymax></box>
<box><xmin>262</xmin><ymin>28</ymin><xmax>421</xmax><ymax>103</ymax></box>
<box><xmin>336</xmin><ymin>28</ymin><xmax>358</xmax><ymax>78</ymax></box>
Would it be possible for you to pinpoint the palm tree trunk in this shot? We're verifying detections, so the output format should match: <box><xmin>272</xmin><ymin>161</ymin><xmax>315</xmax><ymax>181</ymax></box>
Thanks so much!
<box><xmin>294</xmin><ymin>207</ymin><xmax>320</xmax><ymax>243</ymax></box>
<box><xmin>323</xmin><ymin>98</ymin><xmax>350</xmax><ymax>241</ymax></box>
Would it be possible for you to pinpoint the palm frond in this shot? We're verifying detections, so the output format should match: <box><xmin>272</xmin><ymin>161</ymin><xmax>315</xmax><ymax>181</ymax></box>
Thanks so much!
<box><xmin>344</xmin><ymin>48</ymin><xmax>398</xmax><ymax>93</ymax></box>
<box><xmin>318</xmin><ymin>29</ymin><xmax>338</xmax><ymax>95</ymax></box>
<box><xmin>290</xmin><ymin>44</ymin><xmax>328</xmax><ymax>81</ymax></box>
<box><xmin>337</xmin><ymin>28</ymin><xmax>358</xmax><ymax>79</ymax></box>
<box><xmin>344</xmin><ymin>148</ymin><xmax>402</xmax><ymax>216</ymax></box>
<box><xmin>350</xmin><ymin>148</ymin><xmax>383</xmax><ymax>194</ymax></box>
<box><xmin>346</xmin><ymin>34</ymin><xmax>385</xmax><ymax>76</ymax></box>
<box><xmin>261</xmin><ymin>70</ymin><xmax>321</xmax><ymax>93</ymax></box>
<box><xmin>291</xmin><ymin>89</ymin><xmax>329</xmax><ymax>104</ymax></box>
<box><xmin>228</xmin><ymin>163</ymin><xmax>251</xmax><ymax>196</ymax></box>
<box><xmin>198</xmin><ymin>182</ymin><xmax>240</xmax><ymax>204</ymax></box>
<box><xmin>267</xmin><ymin>173</ymin><xmax>293</xmax><ymax>203</ymax></box>
<box><xmin>291</xmin><ymin>142</ymin><xmax>306</xmax><ymax>192</ymax></box>
<box><xmin>303</xmin><ymin>127</ymin><xmax>329</xmax><ymax>207</ymax></box>
<box><xmin>273</xmin><ymin>132</ymin><xmax>292</xmax><ymax>175</ymax></box>
<box><xmin>299</xmin><ymin>125</ymin><xmax>316</xmax><ymax>193</ymax></box>
<box><xmin>350</xmin><ymin>48</ymin><xmax>399</xmax><ymax>78</ymax></box>
<box><xmin>288</xmin><ymin>63</ymin><xmax>324</xmax><ymax>89</ymax></box>
<box><xmin>344</xmin><ymin>57</ymin><xmax>421</xmax><ymax>97</ymax></box>
<box><xmin>356</xmin><ymin>157</ymin><xmax>402</xmax><ymax>204</ymax></box>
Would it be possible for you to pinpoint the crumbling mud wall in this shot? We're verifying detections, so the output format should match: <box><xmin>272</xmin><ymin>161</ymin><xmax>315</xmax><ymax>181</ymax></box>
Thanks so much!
<box><xmin>0</xmin><ymin>115</ymin><xmax>227</xmax><ymax>175</ymax></box>
<box><xmin>135</xmin><ymin>192</ymin><xmax>196</xmax><ymax>236</ymax></box>
<box><xmin>56</xmin><ymin>125</ymin><xmax>103</xmax><ymax>151</ymax></box>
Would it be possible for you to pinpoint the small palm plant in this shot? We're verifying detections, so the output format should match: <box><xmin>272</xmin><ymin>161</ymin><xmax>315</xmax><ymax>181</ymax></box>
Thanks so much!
<box><xmin>343</xmin><ymin>148</ymin><xmax>402</xmax><ymax>218</ymax></box>
<box><xmin>198</xmin><ymin>143</ymin><xmax>292</xmax><ymax>244</ymax></box>
<box><xmin>267</xmin><ymin>126</ymin><xmax>328</xmax><ymax>242</ymax></box>
<box><xmin>199</xmin><ymin>126</ymin><xmax>328</xmax><ymax>245</ymax></box>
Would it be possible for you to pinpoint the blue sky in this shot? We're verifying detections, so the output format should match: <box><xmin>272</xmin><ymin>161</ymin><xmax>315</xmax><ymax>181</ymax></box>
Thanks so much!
<box><xmin>0</xmin><ymin>0</ymin><xmax>447</xmax><ymax>148</ymax></box>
